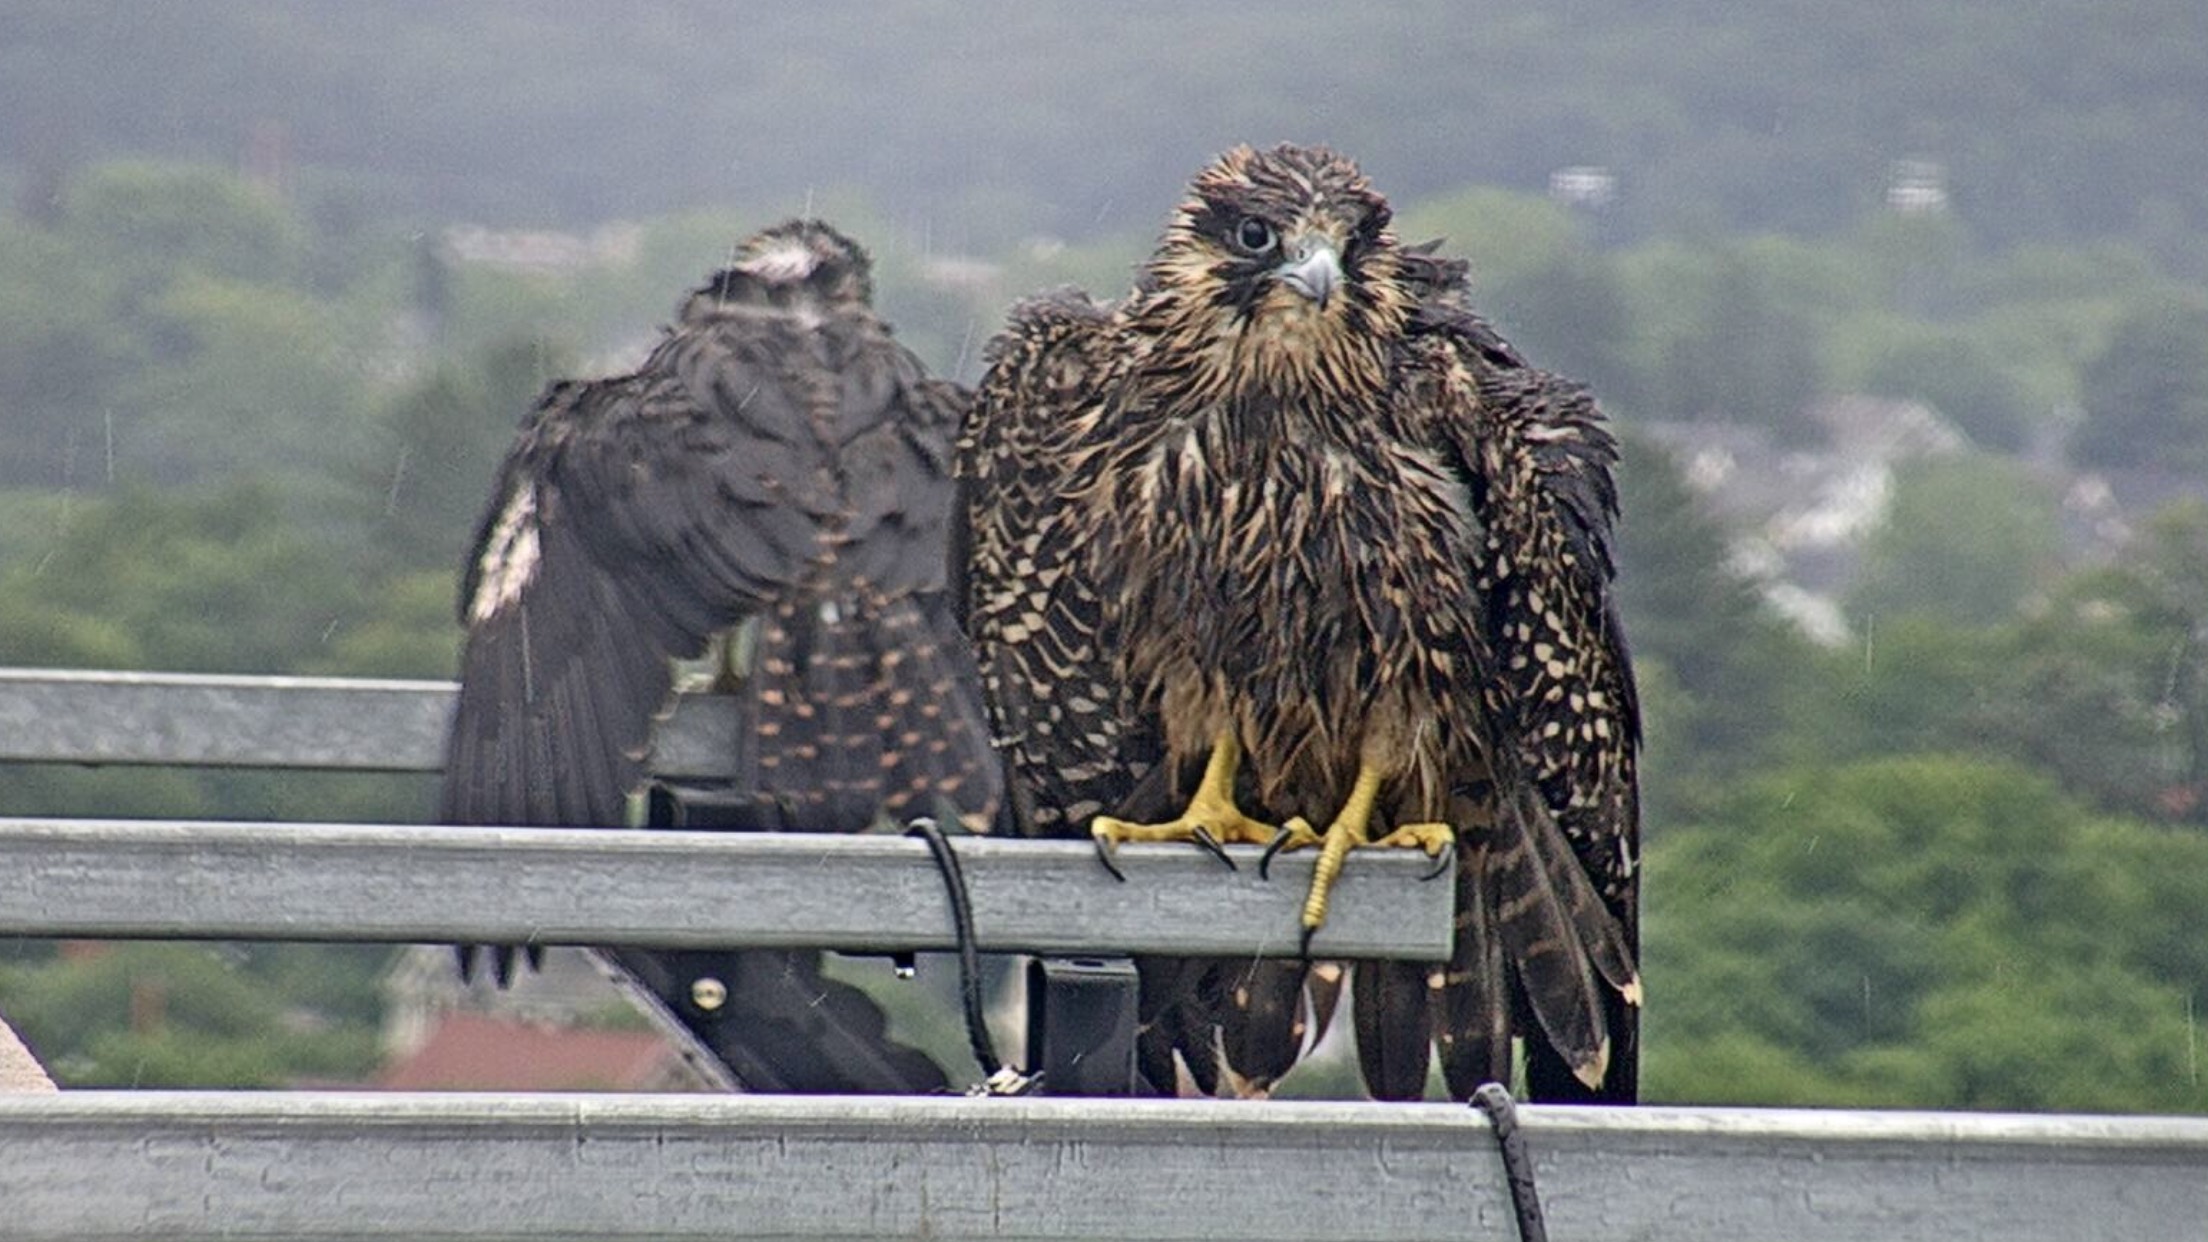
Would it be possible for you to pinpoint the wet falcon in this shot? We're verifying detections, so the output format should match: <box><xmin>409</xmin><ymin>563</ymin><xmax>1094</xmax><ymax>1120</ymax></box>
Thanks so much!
<box><xmin>441</xmin><ymin>219</ymin><xmax>1000</xmax><ymax>1092</ymax></box>
<box><xmin>959</xmin><ymin>145</ymin><xmax>1640</xmax><ymax>1101</ymax></box>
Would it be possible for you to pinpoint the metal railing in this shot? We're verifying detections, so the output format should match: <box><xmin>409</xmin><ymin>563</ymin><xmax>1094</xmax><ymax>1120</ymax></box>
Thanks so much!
<box><xmin>2</xmin><ymin>668</ymin><xmax>2204</xmax><ymax>1241</ymax></box>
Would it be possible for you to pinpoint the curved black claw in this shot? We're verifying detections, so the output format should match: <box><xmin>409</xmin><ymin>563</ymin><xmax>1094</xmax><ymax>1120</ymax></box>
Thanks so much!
<box><xmin>1258</xmin><ymin>827</ymin><xmax>1298</xmax><ymax>880</ymax></box>
<box><xmin>1298</xmin><ymin>922</ymin><xmax>1318</xmax><ymax>960</ymax></box>
<box><xmin>1189</xmin><ymin>826</ymin><xmax>1239</xmax><ymax>871</ymax></box>
<box><xmin>1422</xmin><ymin>835</ymin><xmax>1457</xmax><ymax>882</ymax></box>
<box><xmin>1093</xmin><ymin>835</ymin><xmax>1129</xmax><ymax>883</ymax></box>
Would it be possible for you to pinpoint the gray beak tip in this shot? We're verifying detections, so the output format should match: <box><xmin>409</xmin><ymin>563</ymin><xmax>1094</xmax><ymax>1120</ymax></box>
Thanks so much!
<box><xmin>1278</xmin><ymin>243</ymin><xmax>1342</xmax><ymax>308</ymax></box>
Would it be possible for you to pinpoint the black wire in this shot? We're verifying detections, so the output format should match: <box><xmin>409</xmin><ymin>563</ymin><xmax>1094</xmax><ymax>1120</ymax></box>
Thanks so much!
<box><xmin>904</xmin><ymin>817</ymin><xmax>1003</xmax><ymax>1082</ymax></box>
<box><xmin>1472</xmin><ymin>1082</ymin><xmax>1550</xmax><ymax>1242</ymax></box>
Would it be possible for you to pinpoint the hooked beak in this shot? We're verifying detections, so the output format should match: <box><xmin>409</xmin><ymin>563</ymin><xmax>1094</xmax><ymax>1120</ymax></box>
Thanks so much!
<box><xmin>1275</xmin><ymin>239</ymin><xmax>1342</xmax><ymax>309</ymax></box>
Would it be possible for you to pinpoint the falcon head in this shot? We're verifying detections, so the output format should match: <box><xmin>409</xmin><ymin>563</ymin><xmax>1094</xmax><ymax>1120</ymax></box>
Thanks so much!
<box><xmin>1143</xmin><ymin>144</ymin><xmax>1412</xmax><ymax>397</ymax></box>
<box><xmin>683</xmin><ymin>218</ymin><xmax>875</xmax><ymax>321</ymax></box>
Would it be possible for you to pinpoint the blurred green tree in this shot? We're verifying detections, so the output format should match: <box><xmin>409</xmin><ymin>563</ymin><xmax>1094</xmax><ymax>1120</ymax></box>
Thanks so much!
<box><xmin>1613</xmin><ymin>433</ymin><xmax>1818</xmax><ymax>816</ymax></box>
<box><xmin>0</xmin><ymin>944</ymin><xmax>381</xmax><ymax>1088</ymax></box>
<box><xmin>2071</xmin><ymin>295</ymin><xmax>2208</xmax><ymax>472</ymax></box>
<box><xmin>2002</xmin><ymin>502</ymin><xmax>2208</xmax><ymax>825</ymax></box>
<box><xmin>55</xmin><ymin>161</ymin><xmax>307</xmax><ymax>296</ymax></box>
<box><xmin>0</xmin><ymin>219</ymin><xmax>144</xmax><ymax>486</ymax></box>
<box><xmin>1645</xmin><ymin>755</ymin><xmax>2208</xmax><ymax>1113</ymax></box>
<box><xmin>1847</xmin><ymin>455</ymin><xmax>2062</xmax><ymax>628</ymax></box>
<box><xmin>1617</xmin><ymin>243</ymin><xmax>1827</xmax><ymax>438</ymax></box>
<box><xmin>0</xmin><ymin>482</ymin><xmax>363</xmax><ymax>673</ymax></box>
<box><xmin>1812</xmin><ymin>613</ymin><xmax>2017</xmax><ymax>766</ymax></box>
<box><xmin>1857</xmin><ymin>332</ymin><xmax>2033</xmax><ymax>452</ymax></box>
<box><xmin>114</xmin><ymin>274</ymin><xmax>372</xmax><ymax>484</ymax></box>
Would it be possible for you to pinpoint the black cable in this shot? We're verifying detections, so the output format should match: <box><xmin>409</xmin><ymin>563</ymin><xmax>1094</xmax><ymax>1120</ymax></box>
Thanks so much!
<box><xmin>1472</xmin><ymin>1082</ymin><xmax>1550</xmax><ymax>1242</ymax></box>
<box><xmin>904</xmin><ymin>817</ymin><xmax>1039</xmax><ymax>1094</ymax></box>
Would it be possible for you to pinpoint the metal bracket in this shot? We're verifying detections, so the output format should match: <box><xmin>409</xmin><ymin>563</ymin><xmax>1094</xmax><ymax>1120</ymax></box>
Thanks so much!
<box><xmin>1024</xmin><ymin>956</ymin><xmax>1140</xmax><ymax>1096</ymax></box>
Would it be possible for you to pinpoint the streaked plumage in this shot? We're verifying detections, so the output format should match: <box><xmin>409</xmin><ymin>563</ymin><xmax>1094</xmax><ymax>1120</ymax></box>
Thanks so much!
<box><xmin>441</xmin><ymin>219</ymin><xmax>999</xmax><ymax>1092</ymax></box>
<box><xmin>960</xmin><ymin>146</ymin><xmax>1639</xmax><ymax>1101</ymax></box>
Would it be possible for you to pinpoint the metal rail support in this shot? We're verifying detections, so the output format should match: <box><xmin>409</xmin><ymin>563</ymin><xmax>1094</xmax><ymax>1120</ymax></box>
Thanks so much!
<box><xmin>1025</xmin><ymin>956</ymin><xmax>1142</xmax><ymax>1096</ymax></box>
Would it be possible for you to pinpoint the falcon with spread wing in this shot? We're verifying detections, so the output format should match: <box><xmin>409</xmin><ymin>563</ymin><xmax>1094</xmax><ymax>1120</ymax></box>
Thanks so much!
<box><xmin>960</xmin><ymin>146</ymin><xmax>1640</xmax><ymax>1101</ymax></box>
<box><xmin>441</xmin><ymin>219</ymin><xmax>1000</xmax><ymax>1092</ymax></box>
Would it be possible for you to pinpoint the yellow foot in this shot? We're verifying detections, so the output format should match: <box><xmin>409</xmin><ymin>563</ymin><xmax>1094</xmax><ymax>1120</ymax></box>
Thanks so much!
<box><xmin>1091</xmin><ymin>730</ymin><xmax>1280</xmax><ymax>879</ymax></box>
<box><xmin>1256</xmin><ymin>760</ymin><xmax>1457</xmax><ymax>950</ymax></box>
<box><xmin>1371</xmin><ymin>821</ymin><xmax>1456</xmax><ymax>859</ymax></box>
<box><xmin>1091</xmin><ymin>805</ymin><xmax>1281</xmax><ymax>849</ymax></box>
<box><xmin>1091</xmin><ymin>806</ymin><xmax>1279</xmax><ymax>879</ymax></box>
<box><xmin>1297</xmin><ymin>817</ymin><xmax>1452</xmax><ymax>934</ymax></box>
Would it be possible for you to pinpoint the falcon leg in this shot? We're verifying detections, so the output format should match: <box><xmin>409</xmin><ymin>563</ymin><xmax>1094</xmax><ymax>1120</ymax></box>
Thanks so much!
<box><xmin>1092</xmin><ymin>730</ymin><xmax>1280</xmax><ymax>877</ymax></box>
<box><xmin>1267</xmin><ymin>759</ymin><xmax>1452</xmax><ymax>949</ymax></box>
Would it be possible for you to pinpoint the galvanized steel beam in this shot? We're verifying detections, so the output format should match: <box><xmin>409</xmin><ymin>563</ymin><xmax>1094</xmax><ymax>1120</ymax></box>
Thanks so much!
<box><xmin>0</xmin><ymin>667</ymin><xmax>742</xmax><ymax>777</ymax></box>
<box><xmin>0</xmin><ymin>817</ymin><xmax>1450</xmax><ymax>959</ymax></box>
<box><xmin>2</xmin><ymin>1093</ymin><xmax>2203</xmax><ymax>1242</ymax></box>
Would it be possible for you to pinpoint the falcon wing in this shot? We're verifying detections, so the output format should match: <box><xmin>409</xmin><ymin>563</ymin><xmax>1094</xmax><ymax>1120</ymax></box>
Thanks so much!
<box><xmin>1412</xmin><ymin>277</ymin><xmax>1643</xmax><ymax>1102</ymax></box>
<box><xmin>958</xmin><ymin>289</ymin><xmax>1168</xmax><ymax>839</ymax></box>
<box><xmin>441</xmin><ymin>252</ymin><xmax>1002</xmax><ymax>1095</ymax></box>
<box><xmin>439</xmin><ymin>316</ymin><xmax>832</xmax><ymax>831</ymax></box>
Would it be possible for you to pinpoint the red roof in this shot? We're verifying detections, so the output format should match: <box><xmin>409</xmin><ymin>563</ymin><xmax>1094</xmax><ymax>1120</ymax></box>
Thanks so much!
<box><xmin>376</xmin><ymin>1012</ymin><xmax>694</xmax><ymax>1092</ymax></box>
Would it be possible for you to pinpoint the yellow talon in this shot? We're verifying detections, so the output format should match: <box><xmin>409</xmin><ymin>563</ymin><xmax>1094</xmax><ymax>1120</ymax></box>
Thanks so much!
<box><xmin>1371</xmin><ymin>821</ymin><xmax>1454</xmax><ymax>857</ymax></box>
<box><xmin>1270</xmin><ymin>759</ymin><xmax>1455</xmax><ymax>935</ymax></box>
<box><xmin>1091</xmin><ymin>730</ymin><xmax>1280</xmax><ymax>862</ymax></box>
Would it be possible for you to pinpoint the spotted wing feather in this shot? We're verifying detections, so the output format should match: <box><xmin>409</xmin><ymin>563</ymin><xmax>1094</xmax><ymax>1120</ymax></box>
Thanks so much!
<box><xmin>1414</xmin><ymin>278</ymin><xmax>1643</xmax><ymax>1102</ymax></box>
<box><xmin>958</xmin><ymin>289</ymin><xmax>1166</xmax><ymax>838</ymax></box>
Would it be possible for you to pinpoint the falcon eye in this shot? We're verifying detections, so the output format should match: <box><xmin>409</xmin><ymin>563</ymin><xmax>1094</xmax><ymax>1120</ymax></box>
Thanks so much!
<box><xmin>1234</xmin><ymin>216</ymin><xmax>1277</xmax><ymax>254</ymax></box>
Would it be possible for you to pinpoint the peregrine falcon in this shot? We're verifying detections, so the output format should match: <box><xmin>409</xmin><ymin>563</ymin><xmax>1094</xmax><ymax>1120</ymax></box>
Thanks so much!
<box><xmin>441</xmin><ymin>219</ymin><xmax>1000</xmax><ymax>1092</ymax></box>
<box><xmin>959</xmin><ymin>146</ymin><xmax>1639</xmax><ymax>1101</ymax></box>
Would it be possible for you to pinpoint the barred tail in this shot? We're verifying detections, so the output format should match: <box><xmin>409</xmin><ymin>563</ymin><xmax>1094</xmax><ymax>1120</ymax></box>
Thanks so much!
<box><xmin>737</xmin><ymin>590</ymin><xmax>1001</xmax><ymax>832</ymax></box>
<box><xmin>1365</xmin><ymin>780</ymin><xmax>1640</xmax><ymax>1103</ymax></box>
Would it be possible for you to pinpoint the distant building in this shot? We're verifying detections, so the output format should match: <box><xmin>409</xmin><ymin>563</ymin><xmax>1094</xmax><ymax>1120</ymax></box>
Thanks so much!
<box><xmin>921</xmin><ymin>254</ymin><xmax>1001</xmax><ymax>293</ymax></box>
<box><xmin>383</xmin><ymin>945</ymin><xmax>628</xmax><ymax>1057</ymax></box>
<box><xmin>2058</xmin><ymin>466</ymin><xmax>2208</xmax><ymax>560</ymax></box>
<box><xmin>240</xmin><ymin>119</ymin><xmax>290</xmax><ymax>200</ymax></box>
<box><xmin>376</xmin><ymin>946</ymin><xmax>719</xmax><ymax>1092</ymax></box>
<box><xmin>1549</xmin><ymin>165</ymin><xmax>1617</xmax><ymax>211</ymax></box>
<box><xmin>441</xmin><ymin>222</ymin><xmax>643</xmax><ymax>274</ymax></box>
<box><xmin>376</xmin><ymin>1011</ymin><xmax>711</xmax><ymax>1092</ymax></box>
<box><xmin>1640</xmin><ymin>396</ymin><xmax>1968</xmax><ymax>644</ymax></box>
<box><xmin>1885</xmin><ymin>158</ymin><xmax>1949</xmax><ymax>215</ymax></box>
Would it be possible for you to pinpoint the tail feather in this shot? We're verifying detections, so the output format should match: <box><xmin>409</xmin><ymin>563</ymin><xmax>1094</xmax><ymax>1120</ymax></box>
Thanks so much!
<box><xmin>1525</xmin><ymin>976</ymin><xmax>1639</xmax><ymax>1103</ymax></box>
<box><xmin>1518</xmin><ymin>777</ymin><xmax>1642</xmax><ymax>1104</ymax></box>
<box><xmin>1136</xmin><ymin>956</ymin><xmax>1222</xmax><ymax>1096</ymax></box>
<box><xmin>1353</xmin><ymin>959</ymin><xmax>1434</xmax><ymax>1100</ymax></box>
<box><xmin>1526</xmin><ymin>786</ymin><xmax>1640</xmax><ymax>1003</ymax></box>
<box><xmin>739</xmin><ymin>590</ymin><xmax>1001</xmax><ymax>832</ymax></box>
<box><xmin>1352</xmin><ymin>774</ymin><xmax>1636</xmax><ymax>1103</ymax></box>
<box><xmin>1217</xmin><ymin>958</ymin><xmax>1314</xmax><ymax>1096</ymax></box>
<box><xmin>1523</xmin><ymin>786</ymin><xmax>1641</xmax><ymax>1103</ymax></box>
<box><xmin>624</xmin><ymin>588</ymin><xmax>1000</xmax><ymax>1092</ymax></box>
<box><xmin>1482</xmin><ymin>782</ymin><xmax>1629</xmax><ymax>1091</ymax></box>
<box><xmin>1432</xmin><ymin>833</ymin><xmax>1514</xmax><ymax>1100</ymax></box>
